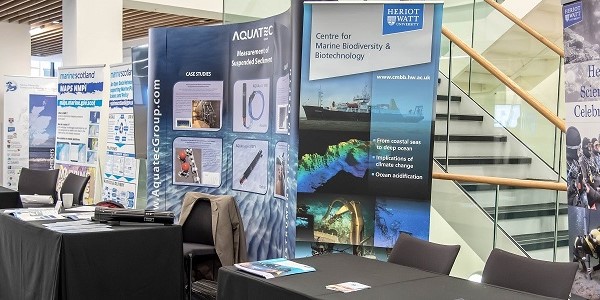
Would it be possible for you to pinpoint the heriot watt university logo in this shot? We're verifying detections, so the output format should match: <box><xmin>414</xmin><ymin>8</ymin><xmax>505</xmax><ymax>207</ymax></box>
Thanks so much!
<box><xmin>387</xmin><ymin>15</ymin><xmax>397</xmax><ymax>26</ymax></box>
<box><xmin>382</xmin><ymin>4</ymin><xmax>424</xmax><ymax>35</ymax></box>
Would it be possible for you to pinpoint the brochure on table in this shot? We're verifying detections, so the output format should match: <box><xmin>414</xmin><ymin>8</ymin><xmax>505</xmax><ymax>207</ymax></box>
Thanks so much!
<box><xmin>296</xmin><ymin>1</ymin><xmax>442</xmax><ymax>256</ymax></box>
<box><xmin>103</xmin><ymin>63</ymin><xmax>138</xmax><ymax>208</ymax></box>
<box><xmin>55</xmin><ymin>65</ymin><xmax>104</xmax><ymax>204</ymax></box>
<box><xmin>326</xmin><ymin>282</ymin><xmax>371</xmax><ymax>293</ymax></box>
<box><xmin>234</xmin><ymin>258</ymin><xmax>315</xmax><ymax>279</ymax></box>
<box><xmin>147</xmin><ymin>9</ymin><xmax>296</xmax><ymax>261</ymax></box>
<box><xmin>2</xmin><ymin>76</ymin><xmax>57</xmax><ymax>188</ymax></box>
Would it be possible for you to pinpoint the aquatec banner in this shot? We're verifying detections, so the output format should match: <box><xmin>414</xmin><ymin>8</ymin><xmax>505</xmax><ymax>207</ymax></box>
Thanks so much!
<box><xmin>55</xmin><ymin>65</ymin><xmax>104</xmax><ymax>204</ymax></box>
<box><xmin>148</xmin><ymin>10</ymin><xmax>296</xmax><ymax>260</ymax></box>
<box><xmin>2</xmin><ymin>76</ymin><xmax>57</xmax><ymax>189</ymax></box>
<box><xmin>103</xmin><ymin>63</ymin><xmax>138</xmax><ymax>208</ymax></box>
<box><xmin>296</xmin><ymin>1</ymin><xmax>442</xmax><ymax>258</ymax></box>
<box><xmin>563</xmin><ymin>0</ymin><xmax>600</xmax><ymax>298</ymax></box>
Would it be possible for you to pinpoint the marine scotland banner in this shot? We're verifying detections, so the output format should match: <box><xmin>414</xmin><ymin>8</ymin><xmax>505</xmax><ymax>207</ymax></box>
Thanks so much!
<box><xmin>55</xmin><ymin>65</ymin><xmax>104</xmax><ymax>204</ymax></box>
<box><xmin>2</xmin><ymin>76</ymin><xmax>57</xmax><ymax>188</ymax></box>
<box><xmin>296</xmin><ymin>1</ymin><xmax>442</xmax><ymax>258</ymax></box>
<box><xmin>147</xmin><ymin>10</ymin><xmax>296</xmax><ymax>260</ymax></box>
<box><xmin>103</xmin><ymin>63</ymin><xmax>138</xmax><ymax>208</ymax></box>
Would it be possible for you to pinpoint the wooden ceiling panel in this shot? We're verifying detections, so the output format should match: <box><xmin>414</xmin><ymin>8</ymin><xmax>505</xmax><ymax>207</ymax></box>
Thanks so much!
<box><xmin>0</xmin><ymin>0</ymin><xmax>40</xmax><ymax>21</ymax></box>
<box><xmin>27</xmin><ymin>8</ymin><xmax>60</xmax><ymax>25</ymax></box>
<box><xmin>8</xmin><ymin>1</ymin><xmax>60</xmax><ymax>23</ymax></box>
<box><xmin>0</xmin><ymin>1</ymin><xmax>220</xmax><ymax>57</ymax></box>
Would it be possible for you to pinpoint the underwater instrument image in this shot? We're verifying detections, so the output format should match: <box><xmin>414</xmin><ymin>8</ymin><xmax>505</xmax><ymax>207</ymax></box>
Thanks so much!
<box><xmin>241</xmin><ymin>82</ymin><xmax>265</xmax><ymax>129</ymax></box>
<box><xmin>242</xmin><ymin>83</ymin><xmax>247</xmax><ymax>128</ymax></box>
<box><xmin>319</xmin><ymin>199</ymin><xmax>364</xmax><ymax>245</ymax></box>
<box><xmin>240</xmin><ymin>149</ymin><xmax>263</xmax><ymax>184</ymax></box>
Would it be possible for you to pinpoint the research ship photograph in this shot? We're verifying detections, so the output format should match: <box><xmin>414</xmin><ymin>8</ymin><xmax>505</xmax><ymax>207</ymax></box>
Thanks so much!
<box><xmin>301</xmin><ymin>86</ymin><xmax>425</xmax><ymax>124</ymax></box>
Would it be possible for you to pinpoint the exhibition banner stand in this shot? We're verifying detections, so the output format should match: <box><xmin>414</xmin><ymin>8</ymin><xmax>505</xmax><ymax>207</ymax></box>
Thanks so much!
<box><xmin>55</xmin><ymin>65</ymin><xmax>105</xmax><ymax>204</ymax></box>
<box><xmin>147</xmin><ymin>9</ymin><xmax>296</xmax><ymax>260</ymax></box>
<box><xmin>563</xmin><ymin>0</ymin><xmax>600</xmax><ymax>298</ymax></box>
<box><xmin>296</xmin><ymin>1</ymin><xmax>442</xmax><ymax>258</ymax></box>
<box><xmin>2</xmin><ymin>76</ymin><xmax>57</xmax><ymax>188</ymax></box>
<box><xmin>103</xmin><ymin>63</ymin><xmax>138</xmax><ymax>208</ymax></box>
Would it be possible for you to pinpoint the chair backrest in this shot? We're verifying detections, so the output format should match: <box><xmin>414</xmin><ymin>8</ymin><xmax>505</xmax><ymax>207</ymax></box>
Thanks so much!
<box><xmin>388</xmin><ymin>233</ymin><xmax>460</xmax><ymax>275</ymax></box>
<box><xmin>60</xmin><ymin>173</ymin><xmax>91</xmax><ymax>205</ymax></box>
<box><xmin>182</xmin><ymin>199</ymin><xmax>214</xmax><ymax>245</ymax></box>
<box><xmin>482</xmin><ymin>248</ymin><xmax>578</xmax><ymax>299</ymax></box>
<box><xmin>18</xmin><ymin>168</ymin><xmax>60</xmax><ymax>202</ymax></box>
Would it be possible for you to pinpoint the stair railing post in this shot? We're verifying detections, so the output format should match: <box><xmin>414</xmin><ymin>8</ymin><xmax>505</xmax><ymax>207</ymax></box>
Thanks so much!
<box><xmin>493</xmin><ymin>184</ymin><xmax>500</xmax><ymax>249</ymax></box>
<box><xmin>445</xmin><ymin>41</ymin><xmax>453</xmax><ymax>171</ymax></box>
<box><xmin>553</xmin><ymin>132</ymin><xmax>564</xmax><ymax>262</ymax></box>
<box><xmin>553</xmin><ymin>189</ymin><xmax>559</xmax><ymax>262</ymax></box>
<box><xmin>468</xmin><ymin>0</ymin><xmax>475</xmax><ymax>96</ymax></box>
<box><xmin>553</xmin><ymin>57</ymin><xmax>563</xmax><ymax>172</ymax></box>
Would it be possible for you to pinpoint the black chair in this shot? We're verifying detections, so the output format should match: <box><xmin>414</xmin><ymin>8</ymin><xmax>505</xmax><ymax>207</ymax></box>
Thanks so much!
<box><xmin>387</xmin><ymin>233</ymin><xmax>460</xmax><ymax>275</ymax></box>
<box><xmin>17</xmin><ymin>168</ymin><xmax>60</xmax><ymax>202</ymax></box>
<box><xmin>60</xmin><ymin>173</ymin><xmax>91</xmax><ymax>205</ymax></box>
<box><xmin>482</xmin><ymin>248</ymin><xmax>578</xmax><ymax>299</ymax></box>
<box><xmin>182</xmin><ymin>200</ymin><xmax>217</xmax><ymax>300</ymax></box>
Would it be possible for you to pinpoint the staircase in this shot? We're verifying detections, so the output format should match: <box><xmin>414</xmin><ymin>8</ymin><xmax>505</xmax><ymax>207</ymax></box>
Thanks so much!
<box><xmin>433</xmin><ymin>76</ymin><xmax>567</xmax><ymax>261</ymax></box>
<box><xmin>435</xmin><ymin>0</ymin><xmax>568</xmax><ymax>261</ymax></box>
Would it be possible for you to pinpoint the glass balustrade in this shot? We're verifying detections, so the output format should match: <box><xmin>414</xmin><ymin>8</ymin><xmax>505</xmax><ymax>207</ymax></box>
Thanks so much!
<box><xmin>438</xmin><ymin>36</ymin><xmax>562</xmax><ymax>181</ymax></box>
<box><xmin>432</xmin><ymin>163</ymin><xmax>568</xmax><ymax>264</ymax></box>
<box><xmin>440</xmin><ymin>0</ymin><xmax>564</xmax><ymax>174</ymax></box>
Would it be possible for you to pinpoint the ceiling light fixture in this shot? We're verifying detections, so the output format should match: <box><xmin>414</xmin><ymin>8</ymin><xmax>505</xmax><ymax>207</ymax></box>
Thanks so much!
<box><xmin>29</xmin><ymin>26</ymin><xmax>45</xmax><ymax>36</ymax></box>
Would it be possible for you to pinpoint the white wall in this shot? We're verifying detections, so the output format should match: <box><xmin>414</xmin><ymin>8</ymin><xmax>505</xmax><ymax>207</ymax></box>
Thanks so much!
<box><xmin>0</xmin><ymin>21</ymin><xmax>31</xmax><ymax>183</ymax></box>
<box><xmin>62</xmin><ymin>0</ymin><xmax>124</xmax><ymax>202</ymax></box>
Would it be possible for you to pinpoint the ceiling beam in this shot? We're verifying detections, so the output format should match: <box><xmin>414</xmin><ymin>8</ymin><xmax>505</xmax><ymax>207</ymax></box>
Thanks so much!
<box><xmin>27</xmin><ymin>8</ymin><xmax>60</xmax><ymax>25</ymax></box>
<box><xmin>0</xmin><ymin>1</ymin><xmax>26</xmax><ymax>14</ymax></box>
<box><xmin>9</xmin><ymin>0</ymin><xmax>60</xmax><ymax>23</ymax></box>
<box><xmin>29</xmin><ymin>14</ymin><xmax>61</xmax><ymax>27</ymax></box>
<box><xmin>28</xmin><ymin>6</ymin><xmax>221</xmax><ymax>57</ymax></box>
<box><xmin>0</xmin><ymin>0</ymin><xmax>40</xmax><ymax>21</ymax></box>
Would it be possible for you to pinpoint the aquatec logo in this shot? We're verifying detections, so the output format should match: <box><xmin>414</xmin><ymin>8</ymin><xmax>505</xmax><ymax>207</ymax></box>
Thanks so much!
<box><xmin>382</xmin><ymin>4</ymin><xmax>424</xmax><ymax>35</ymax></box>
<box><xmin>563</xmin><ymin>1</ymin><xmax>582</xmax><ymax>28</ymax></box>
<box><xmin>5</xmin><ymin>81</ymin><xmax>17</xmax><ymax>92</ymax></box>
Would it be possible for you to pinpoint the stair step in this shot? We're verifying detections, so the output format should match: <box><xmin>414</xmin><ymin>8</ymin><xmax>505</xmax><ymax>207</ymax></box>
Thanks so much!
<box><xmin>513</xmin><ymin>230</ymin><xmax>569</xmax><ymax>252</ymax></box>
<box><xmin>483</xmin><ymin>203</ymin><xmax>568</xmax><ymax>220</ymax></box>
<box><xmin>436</xmin><ymin>113</ymin><xmax>483</xmax><ymax>121</ymax></box>
<box><xmin>434</xmin><ymin>156</ymin><xmax>532</xmax><ymax>165</ymax></box>
<box><xmin>433</xmin><ymin>134</ymin><xmax>507</xmax><ymax>142</ymax></box>
<box><xmin>436</xmin><ymin>95</ymin><xmax>461</xmax><ymax>102</ymax></box>
<box><xmin>461</xmin><ymin>183</ymin><xmax>524</xmax><ymax>192</ymax></box>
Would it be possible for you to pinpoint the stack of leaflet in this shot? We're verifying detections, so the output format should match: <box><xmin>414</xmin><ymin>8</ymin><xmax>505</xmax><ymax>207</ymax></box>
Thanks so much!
<box><xmin>20</xmin><ymin>194</ymin><xmax>53</xmax><ymax>205</ymax></box>
<box><xmin>234</xmin><ymin>258</ymin><xmax>316</xmax><ymax>279</ymax></box>
<box><xmin>93</xmin><ymin>207</ymin><xmax>175</xmax><ymax>225</ymax></box>
<box><xmin>4</xmin><ymin>207</ymin><xmax>64</xmax><ymax>221</ymax></box>
<box><xmin>43</xmin><ymin>220</ymin><xmax>113</xmax><ymax>233</ymax></box>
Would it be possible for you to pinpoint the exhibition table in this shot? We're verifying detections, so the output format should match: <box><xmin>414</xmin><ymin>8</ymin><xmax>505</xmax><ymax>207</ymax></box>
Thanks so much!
<box><xmin>0</xmin><ymin>212</ymin><xmax>183</xmax><ymax>300</ymax></box>
<box><xmin>217</xmin><ymin>253</ymin><xmax>558</xmax><ymax>300</ymax></box>
<box><xmin>0</xmin><ymin>186</ymin><xmax>21</xmax><ymax>209</ymax></box>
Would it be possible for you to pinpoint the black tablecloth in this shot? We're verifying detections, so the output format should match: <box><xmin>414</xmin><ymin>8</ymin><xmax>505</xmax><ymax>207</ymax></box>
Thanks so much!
<box><xmin>317</xmin><ymin>274</ymin><xmax>557</xmax><ymax>300</ymax></box>
<box><xmin>217</xmin><ymin>253</ymin><xmax>557</xmax><ymax>300</ymax></box>
<box><xmin>0</xmin><ymin>212</ymin><xmax>183</xmax><ymax>300</ymax></box>
<box><xmin>0</xmin><ymin>186</ymin><xmax>21</xmax><ymax>209</ymax></box>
